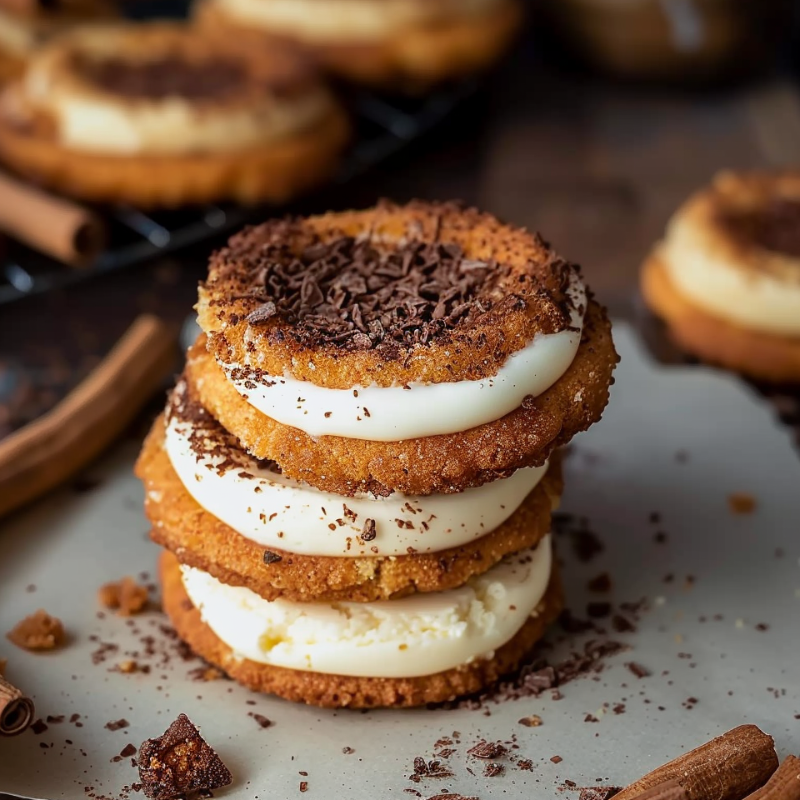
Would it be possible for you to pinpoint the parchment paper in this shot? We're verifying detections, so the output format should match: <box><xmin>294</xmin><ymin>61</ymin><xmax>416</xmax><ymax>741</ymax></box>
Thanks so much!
<box><xmin>1</xmin><ymin>323</ymin><xmax>798</xmax><ymax>800</ymax></box>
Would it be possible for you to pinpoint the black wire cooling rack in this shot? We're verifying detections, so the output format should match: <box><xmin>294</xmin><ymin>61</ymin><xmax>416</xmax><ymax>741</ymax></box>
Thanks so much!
<box><xmin>0</xmin><ymin>80</ymin><xmax>478</xmax><ymax>306</ymax></box>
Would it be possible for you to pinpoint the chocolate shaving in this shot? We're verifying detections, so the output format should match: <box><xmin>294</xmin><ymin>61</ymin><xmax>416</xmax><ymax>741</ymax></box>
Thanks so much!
<box><xmin>209</xmin><ymin>221</ymin><xmax>578</xmax><ymax>354</ymax></box>
<box><xmin>362</xmin><ymin>519</ymin><xmax>377</xmax><ymax>542</ymax></box>
<box><xmin>467</xmin><ymin>741</ymin><xmax>507</xmax><ymax>760</ymax></box>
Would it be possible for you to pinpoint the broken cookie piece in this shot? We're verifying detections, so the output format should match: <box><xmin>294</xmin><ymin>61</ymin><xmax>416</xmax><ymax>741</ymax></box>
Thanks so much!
<box><xmin>138</xmin><ymin>713</ymin><xmax>232</xmax><ymax>800</ymax></box>
<box><xmin>6</xmin><ymin>610</ymin><xmax>65</xmax><ymax>651</ymax></box>
<box><xmin>98</xmin><ymin>577</ymin><xmax>149</xmax><ymax>616</ymax></box>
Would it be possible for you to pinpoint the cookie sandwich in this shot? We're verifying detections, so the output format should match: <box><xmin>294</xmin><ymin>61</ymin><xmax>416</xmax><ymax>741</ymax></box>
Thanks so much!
<box><xmin>0</xmin><ymin>22</ymin><xmax>348</xmax><ymax>207</ymax></box>
<box><xmin>137</xmin><ymin>200</ymin><xmax>619</xmax><ymax>708</ymax></box>
<box><xmin>642</xmin><ymin>171</ymin><xmax>800</xmax><ymax>383</ymax></box>
<box><xmin>194</xmin><ymin>0</ymin><xmax>523</xmax><ymax>88</ymax></box>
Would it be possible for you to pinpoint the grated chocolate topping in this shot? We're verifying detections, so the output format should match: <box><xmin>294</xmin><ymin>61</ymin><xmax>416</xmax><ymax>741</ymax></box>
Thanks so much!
<box><xmin>207</xmin><ymin>220</ymin><xmax>578</xmax><ymax>354</ymax></box>
<box><xmin>76</xmin><ymin>55</ymin><xmax>250</xmax><ymax>101</ymax></box>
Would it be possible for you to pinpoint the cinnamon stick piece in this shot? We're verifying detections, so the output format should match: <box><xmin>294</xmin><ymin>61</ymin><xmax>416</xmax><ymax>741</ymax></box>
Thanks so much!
<box><xmin>613</xmin><ymin>725</ymin><xmax>779</xmax><ymax>800</ymax></box>
<box><xmin>0</xmin><ymin>314</ymin><xmax>176</xmax><ymax>518</ymax></box>
<box><xmin>0</xmin><ymin>674</ymin><xmax>35</xmax><ymax>736</ymax></box>
<box><xmin>743</xmin><ymin>757</ymin><xmax>800</xmax><ymax>800</ymax></box>
<box><xmin>0</xmin><ymin>171</ymin><xmax>106</xmax><ymax>266</ymax></box>
<box><xmin>628</xmin><ymin>781</ymin><xmax>690</xmax><ymax>800</ymax></box>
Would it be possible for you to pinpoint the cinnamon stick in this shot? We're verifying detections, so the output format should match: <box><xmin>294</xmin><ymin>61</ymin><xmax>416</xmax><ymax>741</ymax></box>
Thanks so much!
<box><xmin>0</xmin><ymin>674</ymin><xmax>35</xmax><ymax>736</ymax></box>
<box><xmin>613</xmin><ymin>725</ymin><xmax>779</xmax><ymax>800</ymax></box>
<box><xmin>0</xmin><ymin>171</ymin><xmax>106</xmax><ymax>266</ymax></box>
<box><xmin>0</xmin><ymin>314</ymin><xmax>176</xmax><ymax>518</ymax></box>
<box><xmin>743</xmin><ymin>757</ymin><xmax>800</xmax><ymax>800</ymax></box>
<box><xmin>628</xmin><ymin>781</ymin><xmax>690</xmax><ymax>800</ymax></box>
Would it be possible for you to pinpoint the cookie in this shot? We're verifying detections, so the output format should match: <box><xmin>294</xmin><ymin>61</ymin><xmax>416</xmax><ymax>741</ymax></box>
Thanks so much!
<box><xmin>641</xmin><ymin>170</ymin><xmax>800</xmax><ymax>383</ymax></box>
<box><xmin>192</xmin><ymin>200</ymin><xmax>618</xmax><ymax>495</ymax></box>
<box><xmin>195</xmin><ymin>0</ymin><xmax>522</xmax><ymax>89</ymax></box>
<box><xmin>137</xmin><ymin>408</ymin><xmax>562</xmax><ymax>602</ymax></box>
<box><xmin>0</xmin><ymin>23</ymin><xmax>348</xmax><ymax>207</ymax></box>
<box><xmin>160</xmin><ymin>548</ymin><xmax>564</xmax><ymax>709</ymax></box>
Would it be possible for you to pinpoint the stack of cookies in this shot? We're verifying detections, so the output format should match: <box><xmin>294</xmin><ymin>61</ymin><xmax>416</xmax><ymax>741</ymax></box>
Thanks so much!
<box><xmin>136</xmin><ymin>200</ymin><xmax>618</xmax><ymax>708</ymax></box>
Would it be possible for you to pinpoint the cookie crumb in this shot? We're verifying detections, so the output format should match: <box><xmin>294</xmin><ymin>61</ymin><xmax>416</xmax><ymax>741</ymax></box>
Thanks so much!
<box><xmin>518</xmin><ymin>714</ymin><xmax>543</xmax><ymax>727</ymax></box>
<box><xmin>6</xmin><ymin>610</ymin><xmax>65</xmax><ymax>651</ymax></box>
<box><xmin>98</xmin><ymin>577</ymin><xmax>149</xmax><ymax>616</ymax></box>
<box><xmin>137</xmin><ymin>713</ymin><xmax>232</xmax><ymax>800</ymax></box>
<box><xmin>728</xmin><ymin>493</ymin><xmax>757</xmax><ymax>515</ymax></box>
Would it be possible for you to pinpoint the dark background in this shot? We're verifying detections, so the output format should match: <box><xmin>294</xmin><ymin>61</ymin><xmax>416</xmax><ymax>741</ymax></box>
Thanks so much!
<box><xmin>3</xmin><ymin>2</ymin><xmax>800</xmax><ymax>438</ymax></box>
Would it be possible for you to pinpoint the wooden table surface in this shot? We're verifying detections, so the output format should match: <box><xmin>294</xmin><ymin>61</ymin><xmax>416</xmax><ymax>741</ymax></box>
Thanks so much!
<box><xmin>2</xmin><ymin>21</ymin><xmax>800</xmax><ymax>438</ymax></box>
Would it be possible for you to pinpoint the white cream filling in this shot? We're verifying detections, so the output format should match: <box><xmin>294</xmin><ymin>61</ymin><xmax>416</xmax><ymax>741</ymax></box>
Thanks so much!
<box><xmin>165</xmin><ymin>403</ymin><xmax>548</xmax><ymax>557</ymax></box>
<box><xmin>180</xmin><ymin>535</ymin><xmax>552</xmax><ymax>678</ymax></box>
<box><xmin>222</xmin><ymin>273</ymin><xmax>586</xmax><ymax>441</ymax></box>
<box><xmin>208</xmin><ymin>0</ymin><xmax>503</xmax><ymax>42</ymax></box>
<box><xmin>22</xmin><ymin>37</ymin><xmax>332</xmax><ymax>155</ymax></box>
<box><xmin>661</xmin><ymin>215</ymin><xmax>800</xmax><ymax>338</ymax></box>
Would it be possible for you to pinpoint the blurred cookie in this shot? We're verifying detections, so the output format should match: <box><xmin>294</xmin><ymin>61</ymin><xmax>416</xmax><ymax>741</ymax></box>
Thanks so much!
<box><xmin>0</xmin><ymin>22</ymin><xmax>348</xmax><ymax>206</ymax></box>
<box><xmin>642</xmin><ymin>171</ymin><xmax>800</xmax><ymax>383</ymax></box>
<box><xmin>195</xmin><ymin>0</ymin><xmax>522</xmax><ymax>88</ymax></box>
<box><xmin>0</xmin><ymin>0</ymin><xmax>116</xmax><ymax>84</ymax></box>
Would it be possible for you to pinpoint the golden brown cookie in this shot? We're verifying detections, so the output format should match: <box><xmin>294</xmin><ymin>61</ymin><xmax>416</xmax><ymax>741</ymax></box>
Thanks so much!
<box><xmin>188</xmin><ymin>296</ymin><xmax>614</xmax><ymax>497</ymax></box>
<box><xmin>642</xmin><ymin>253</ymin><xmax>800</xmax><ymax>383</ymax></box>
<box><xmin>0</xmin><ymin>23</ymin><xmax>348</xmax><ymax>207</ymax></box>
<box><xmin>160</xmin><ymin>548</ymin><xmax>564</xmax><ymax>708</ymax></box>
<box><xmin>137</xmin><ymin>411</ymin><xmax>562</xmax><ymax>602</ymax></box>
<box><xmin>195</xmin><ymin>0</ymin><xmax>522</xmax><ymax>89</ymax></box>
<box><xmin>199</xmin><ymin>201</ymin><xmax>584</xmax><ymax>388</ymax></box>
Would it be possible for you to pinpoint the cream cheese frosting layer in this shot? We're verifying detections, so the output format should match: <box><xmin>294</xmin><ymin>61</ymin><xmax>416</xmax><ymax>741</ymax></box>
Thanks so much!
<box><xmin>180</xmin><ymin>536</ymin><xmax>552</xmax><ymax>678</ymax></box>
<box><xmin>206</xmin><ymin>0</ymin><xmax>504</xmax><ymax>42</ymax></box>
<box><xmin>165</xmin><ymin>380</ymin><xmax>549</xmax><ymax>557</ymax></box>
<box><xmin>221</xmin><ymin>272</ymin><xmax>586</xmax><ymax>441</ymax></box>
<box><xmin>21</xmin><ymin>28</ymin><xmax>332</xmax><ymax>156</ymax></box>
<box><xmin>660</xmin><ymin>213</ymin><xmax>800</xmax><ymax>338</ymax></box>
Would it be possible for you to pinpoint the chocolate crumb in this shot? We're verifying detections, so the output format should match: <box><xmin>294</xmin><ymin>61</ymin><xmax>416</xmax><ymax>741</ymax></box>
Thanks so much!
<box><xmin>300</xmin><ymin>781</ymin><xmax>308</xmax><ymax>792</ymax></box>
<box><xmin>342</xmin><ymin>746</ymin><xmax>355</xmax><ymax>754</ymax></box>
<box><xmin>137</xmin><ymin>713</ymin><xmax>232</xmax><ymax>800</ymax></box>
<box><xmin>587</xmin><ymin>602</ymin><xmax>611</xmax><ymax>619</ymax></box>
<box><xmin>263</xmin><ymin>550</ymin><xmax>283</xmax><ymax>565</ymax></box>
<box><xmin>484</xmin><ymin>762</ymin><xmax>504</xmax><ymax>777</ymax></box>
<box><xmin>587</xmin><ymin>573</ymin><xmax>611</xmax><ymax>593</ymax></box>
<box><xmin>626</xmin><ymin>662</ymin><xmax>651</xmax><ymax>679</ymax></box>
<box><xmin>31</xmin><ymin>719</ymin><xmax>48</xmax><ymax>735</ymax></box>
<box><xmin>248</xmin><ymin>713</ymin><xmax>272</xmax><ymax>729</ymax></box>
<box><xmin>105</xmin><ymin>719</ymin><xmax>130</xmax><ymax>731</ymax></box>
<box><xmin>362</xmin><ymin>519</ymin><xmax>377</xmax><ymax>542</ymax></box>
<box><xmin>551</xmin><ymin>755</ymin><xmax>563</xmax><ymax>763</ymax></box>
<box><xmin>120</xmin><ymin>743</ymin><xmax>137</xmax><ymax>758</ymax></box>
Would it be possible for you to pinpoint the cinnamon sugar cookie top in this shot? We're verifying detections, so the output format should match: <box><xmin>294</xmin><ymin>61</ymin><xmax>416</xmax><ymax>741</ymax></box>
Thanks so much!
<box><xmin>198</xmin><ymin>201</ymin><xmax>586</xmax><ymax>388</ymax></box>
